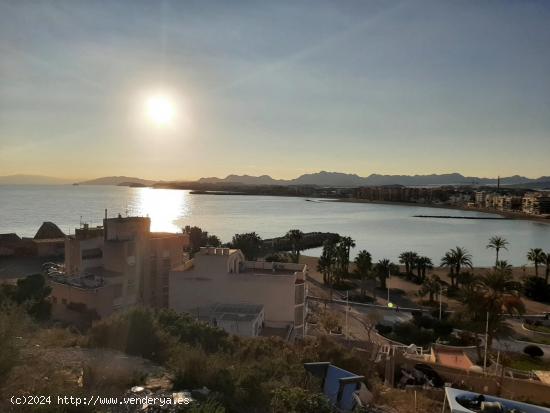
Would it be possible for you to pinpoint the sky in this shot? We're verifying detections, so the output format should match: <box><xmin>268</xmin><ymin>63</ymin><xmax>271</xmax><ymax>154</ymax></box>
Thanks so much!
<box><xmin>1</xmin><ymin>0</ymin><xmax>549</xmax><ymax>181</ymax></box>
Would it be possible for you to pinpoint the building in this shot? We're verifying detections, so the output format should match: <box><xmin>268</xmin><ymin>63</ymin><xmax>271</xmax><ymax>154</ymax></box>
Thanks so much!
<box><xmin>493</xmin><ymin>195</ymin><xmax>522</xmax><ymax>212</ymax></box>
<box><xmin>474</xmin><ymin>191</ymin><xmax>487</xmax><ymax>207</ymax></box>
<box><xmin>523</xmin><ymin>192</ymin><xmax>550</xmax><ymax>216</ymax></box>
<box><xmin>49</xmin><ymin>214</ymin><xmax>189</xmax><ymax>322</ymax></box>
<box><xmin>196</xmin><ymin>303</ymin><xmax>265</xmax><ymax>337</ymax></box>
<box><xmin>169</xmin><ymin>247</ymin><xmax>307</xmax><ymax>339</ymax></box>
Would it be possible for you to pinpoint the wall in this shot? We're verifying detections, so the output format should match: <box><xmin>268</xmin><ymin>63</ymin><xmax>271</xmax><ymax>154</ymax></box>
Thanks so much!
<box><xmin>49</xmin><ymin>281</ymin><xmax>115</xmax><ymax>318</ymax></box>
<box><xmin>169</xmin><ymin>253</ymin><xmax>297</xmax><ymax>328</ymax></box>
<box><xmin>397</xmin><ymin>355</ymin><xmax>550</xmax><ymax>406</ymax></box>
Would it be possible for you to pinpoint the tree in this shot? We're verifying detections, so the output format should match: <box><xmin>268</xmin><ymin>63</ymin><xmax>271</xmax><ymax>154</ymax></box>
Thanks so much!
<box><xmin>364</xmin><ymin>311</ymin><xmax>382</xmax><ymax>342</ymax></box>
<box><xmin>354</xmin><ymin>250</ymin><xmax>373</xmax><ymax>297</ymax></box>
<box><xmin>486</xmin><ymin>236</ymin><xmax>509</xmax><ymax>266</ymax></box>
<box><xmin>399</xmin><ymin>251</ymin><xmax>418</xmax><ymax>277</ymax></box>
<box><xmin>458</xmin><ymin>266</ymin><xmax>524</xmax><ymax>346</ymax></box>
<box><xmin>206</xmin><ymin>235</ymin><xmax>221</xmax><ymax>247</ymax></box>
<box><xmin>441</xmin><ymin>247</ymin><xmax>472</xmax><ymax>288</ymax></box>
<box><xmin>414</xmin><ymin>256</ymin><xmax>433</xmax><ymax>283</ymax></box>
<box><xmin>418</xmin><ymin>275</ymin><xmax>441</xmax><ymax>303</ymax></box>
<box><xmin>184</xmin><ymin>226</ymin><xmax>222</xmax><ymax>253</ymax></box>
<box><xmin>286</xmin><ymin>229</ymin><xmax>304</xmax><ymax>263</ymax></box>
<box><xmin>544</xmin><ymin>251</ymin><xmax>550</xmax><ymax>285</ymax></box>
<box><xmin>373</xmin><ymin>259</ymin><xmax>398</xmax><ymax>290</ymax></box>
<box><xmin>523</xmin><ymin>276</ymin><xmax>550</xmax><ymax>303</ymax></box>
<box><xmin>337</xmin><ymin>236</ymin><xmax>355</xmax><ymax>280</ymax></box>
<box><xmin>2</xmin><ymin>273</ymin><xmax>52</xmax><ymax>321</ymax></box>
<box><xmin>231</xmin><ymin>232</ymin><xmax>263</xmax><ymax>260</ymax></box>
<box><xmin>527</xmin><ymin>248</ymin><xmax>545</xmax><ymax>277</ymax></box>
<box><xmin>317</xmin><ymin>240</ymin><xmax>337</xmax><ymax>301</ymax></box>
<box><xmin>440</xmin><ymin>251</ymin><xmax>456</xmax><ymax>287</ymax></box>
<box><xmin>451</xmin><ymin>247</ymin><xmax>473</xmax><ymax>286</ymax></box>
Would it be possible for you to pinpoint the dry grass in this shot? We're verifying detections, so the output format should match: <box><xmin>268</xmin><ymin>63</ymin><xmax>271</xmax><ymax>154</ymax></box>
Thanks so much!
<box><xmin>374</xmin><ymin>387</ymin><xmax>443</xmax><ymax>413</ymax></box>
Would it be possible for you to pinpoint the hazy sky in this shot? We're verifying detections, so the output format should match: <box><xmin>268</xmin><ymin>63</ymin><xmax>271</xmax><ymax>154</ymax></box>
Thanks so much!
<box><xmin>1</xmin><ymin>0</ymin><xmax>549</xmax><ymax>180</ymax></box>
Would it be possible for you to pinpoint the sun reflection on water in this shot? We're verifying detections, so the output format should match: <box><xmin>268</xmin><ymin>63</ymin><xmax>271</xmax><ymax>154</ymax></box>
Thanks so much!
<box><xmin>130</xmin><ymin>188</ymin><xmax>189</xmax><ymax>233</ymax></box>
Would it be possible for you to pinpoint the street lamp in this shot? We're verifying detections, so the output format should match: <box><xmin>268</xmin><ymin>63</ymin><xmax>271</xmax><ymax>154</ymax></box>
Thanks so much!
<box><xmin>439</xmin><ymin>286</ymin><xmax>448</xmax><ymax>320</ymax></box>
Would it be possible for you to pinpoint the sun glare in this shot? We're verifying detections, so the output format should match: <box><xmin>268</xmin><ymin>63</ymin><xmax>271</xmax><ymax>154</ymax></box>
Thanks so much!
<box><xmin>145</xmin><ymin>94</ymin><xmax>175</xmax><ymax>126</ymax></box>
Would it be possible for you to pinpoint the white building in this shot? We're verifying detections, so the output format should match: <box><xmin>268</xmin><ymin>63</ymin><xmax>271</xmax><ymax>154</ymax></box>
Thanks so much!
<box><xmin>169</xmin><ymin>247</ymin><xmax>307</xmax><ymax>339</ymax></box>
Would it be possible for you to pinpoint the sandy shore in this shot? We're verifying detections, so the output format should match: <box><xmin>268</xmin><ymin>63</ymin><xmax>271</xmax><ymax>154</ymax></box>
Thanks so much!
<box><xmin>331</xmin><ymin>198</ymin><xmax>550</xmax><ymax>225</ymax></box>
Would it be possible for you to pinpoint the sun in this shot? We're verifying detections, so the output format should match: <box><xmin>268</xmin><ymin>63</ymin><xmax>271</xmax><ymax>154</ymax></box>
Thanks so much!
<box><xmin>145</xmin><ymin>94</ymin><xmax>175</xmax><ymax>126</ymax></box>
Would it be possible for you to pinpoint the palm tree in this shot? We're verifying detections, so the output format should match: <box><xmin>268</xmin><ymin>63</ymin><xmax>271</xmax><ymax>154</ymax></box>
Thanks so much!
<box><xmin>373</xmin><ymin>259</ymin><xmax>398</xmax><ymax>290</ymax></box>
<box><xmin>354</xmin><ymin>250</ymin><xmax>373</xmax><ymax>297</ymax></box>
<box><xmin>451</xmin><ymin>247</ymin><xmax>473</xmax><ymax>286</ymax></box>
<box><xmin>459</xmin><ymin>267</ymin><xmax>524</xmax><ymax>346</ymax></box>
<box><xmin>286</xmin><ymin>229</ymin><xmax>304</xmax><ymax>263</ymax></box>
<box><xmin>527</xmin><ymin>248</ymin><xmax>545</xmax><ymax>277</ymax></box>
<box><xmin>399</xmin><ymin>251</ymin><xmax>418</xmax><ymax>277</ymax></box>
<box><xmin>415</xmin><ymin>256</ymin><xmax>433</xmax><ymax>283</ymax></box>
<box><xmin>440</xmin><ymin>251</ymin><xmax>457</xmax><ymax>287</ymax></box>
<box><xmin>317</xmin><ymin>240</ymin><xmax>337</xmax><ymax>301</ymax></box>
<box><xmin>495</xmin><ymin>260</ymin><xmax>512</xmax><ymax>274</ymax></box>
<box><xmin>486</xmin><ymin>236</ymin><xmax>509</xmax><ymax>266</ymax></box>
<box><xmin>337</xmin><ymin>236</ymin><xmax>356</xmax><ymax>280</ymax></box>
<box><xmin>418</xmin><ymin>274</ymin><xmax>441</xmax><ymax>303</ymax></box>
<box><xmin>544</xmin><ymin>252</ymin><xmax>550</xmax><ymax>285</ymax></box>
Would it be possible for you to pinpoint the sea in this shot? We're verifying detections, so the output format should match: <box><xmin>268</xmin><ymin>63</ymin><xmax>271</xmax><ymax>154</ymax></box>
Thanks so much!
<box><xmin>1</xmin><ymin>184</ymin><xmax>549</xmax><ymax>266</ymax></box>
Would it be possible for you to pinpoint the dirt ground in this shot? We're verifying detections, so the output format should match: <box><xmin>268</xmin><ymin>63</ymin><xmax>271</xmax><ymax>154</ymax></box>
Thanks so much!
<box><xmin>300</xmin><ymin>255</ymin><xmax>550</xmax><ymax>315</ymax></box>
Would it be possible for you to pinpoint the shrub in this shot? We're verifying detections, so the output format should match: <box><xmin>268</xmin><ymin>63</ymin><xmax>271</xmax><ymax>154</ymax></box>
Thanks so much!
<box><xmin>433</xmin><ymin>320</ymin><xmax>454</xmax><ymax>337</ymax></box>
<box><xmin>376</xmin><ymin>323</ymin><xmax>392</xmax><ymax>335</ymax></box>
<box><xmin>523</xmin><ymin>345</ymin><xmax>544</xmax><ymax>359</ymax></box>
<box><xmin>524</xmin><ymin>276</ymin><xmax>550</xmax><ymax>303</ymax></box>
<box><xmin>271</xmin><ymin>386</ymin><xmax>332</xmax><ymax>413</ymax></box>
<box><xmin>87</xmin><ymin>308</ymin><xmax>173</xmax><ymax>363</ymax></box>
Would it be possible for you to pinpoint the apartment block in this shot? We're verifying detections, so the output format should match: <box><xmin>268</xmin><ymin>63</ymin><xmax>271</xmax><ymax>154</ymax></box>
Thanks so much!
<box><xmin>522</xmin><ymin>192</ymin><xmax>550</xmax><ymax>216</ymax></box>
<box><xmin>49</xmin><ymin>214</ymin><xmax>189</xmax><ymax>322</ymax></box>
<box><xmin>169</xmin><ymin>247</ymin><xmax>307</xmax><ymax>340</ymax></box>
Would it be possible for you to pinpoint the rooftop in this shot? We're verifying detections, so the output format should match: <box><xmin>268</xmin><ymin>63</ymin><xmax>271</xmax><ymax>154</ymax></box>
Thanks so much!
<box><xmin>196</xmin><ymin>303</ymin><xmax>264</xmax><ymax>322</ymax></box>
<box><xmin>49</xmin><ymin>273</ymin><xmax>106</xmax><ymax>289</ymax></box>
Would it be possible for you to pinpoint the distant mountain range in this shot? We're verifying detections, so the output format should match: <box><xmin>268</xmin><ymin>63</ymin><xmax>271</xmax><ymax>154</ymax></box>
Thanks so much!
<box><xmin>77</xmin><ymin>176</ymin><xmax>156</xmax><ymax>186</ymax></box>
<box><xmin>3</xmin><ymin>172</ymin><xmax>549</xmax><ymax>188</ymax></box>
<box><xmin>0</xmin><ymin>174</ymin><xmax>72</xmax><ymax>185</ymax></box>
<box><xmin>198</xmin><ymin>171</ymin><xmax>550</xmax><ymax>187</ymax></box>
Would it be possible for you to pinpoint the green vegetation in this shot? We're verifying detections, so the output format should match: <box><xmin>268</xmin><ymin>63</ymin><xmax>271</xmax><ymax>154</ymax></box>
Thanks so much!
<box><xmin>286</xmin><ymin>229</ymin><xmax>304</xmax><ymax>263</ymax></box>
<box><xmin>85</xmin><ymin>308</ymin><xmax>374</xmax><ymax>412</ymax></box>
<box><xmin>184</xmin><ymin>226</ymin><xmax>222</xmax><ymax>254</ymax></box>
<box><xmin>376</xmin><ymin>312</ymin><xmax>456</xmax><ymax>347</ymax></box>
<box><xmin>354</xmin><ymin>250</ymin><xmax>372</xmax><ymax>298</ymax></box>
<box><xmin>527</xmin><ymin>248</ymin><xmax>546</xmax><ymax>278</ymax></box>
<box><xmin>0</xmin><ymin>273</ymin><xmax>52</xmax><ymax>321</ymax></box>
<box><xmin>230</xmin><ymin>232</ymin><xmax>263</xmax><ymax>260</ymax></box>
<box><xmin>486</xmin><ymin>236</ymin><xmax>509</xmax><ymax>266</ymax></box>
<box><xmin>507</xmin><ymin>354</ymin><xmax>550</xmax><ymax>372</ymax></box>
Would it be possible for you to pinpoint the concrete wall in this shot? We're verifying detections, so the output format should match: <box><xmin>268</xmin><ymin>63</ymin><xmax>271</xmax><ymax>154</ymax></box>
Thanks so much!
<box><xmin>170</xmin><ymin>252</ymin><xmax>298</xmax><ymax>328</ymax></box>
<box><xmin>49</xmin><ymin>281</ymin><xmax>115</xmax><ymax>318</ymax></box>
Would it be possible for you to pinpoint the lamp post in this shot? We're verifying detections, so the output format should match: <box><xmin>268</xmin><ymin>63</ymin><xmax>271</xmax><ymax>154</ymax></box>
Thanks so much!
<box><xmin>439</xmin><ymin>286</ymin><xmax>448</xmax><ymax>320</ymax></box>
<box><xmin>387</xmin><ymin>267</ymin><xmax>391</xmax><ymax>304</ymax></box>
<box><xmin>483</xmin><ymin>311</ymin><xmax>489</xmax><ymax>374</ymax></box>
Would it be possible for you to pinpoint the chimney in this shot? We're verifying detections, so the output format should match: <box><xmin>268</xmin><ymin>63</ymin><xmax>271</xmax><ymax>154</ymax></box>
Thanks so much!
<box><xmin>104</xmin><ymin>209</ymin><xmax>108</xmax><ymax>219</ymax></box>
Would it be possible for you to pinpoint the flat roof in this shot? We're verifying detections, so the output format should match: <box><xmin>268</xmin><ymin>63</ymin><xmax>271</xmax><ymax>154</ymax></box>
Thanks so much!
<box><xmin>196</xmin><ymin>303</ymin><xmax>264</xmax><ymax>322</ymax></box>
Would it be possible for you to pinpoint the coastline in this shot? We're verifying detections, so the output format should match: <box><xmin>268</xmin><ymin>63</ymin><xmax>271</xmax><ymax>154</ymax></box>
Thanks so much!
<box><xmin>331</xmin><ymin>198</ymin><xmax>550</xmax><ymax>225</ymax></box>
